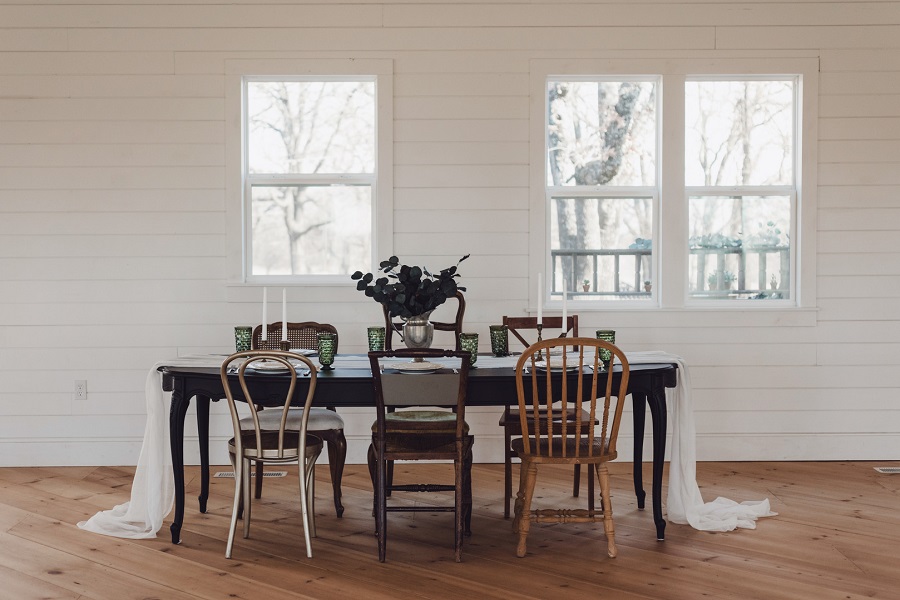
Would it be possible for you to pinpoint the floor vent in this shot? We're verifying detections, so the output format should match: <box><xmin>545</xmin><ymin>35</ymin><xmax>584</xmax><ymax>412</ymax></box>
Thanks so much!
<box><xmin>874</xmin><ymin>467</ymin><xmax>900</xmax><ymax>474</ymax></box>
<box><xmin>213</xmin><ymin>471</ymin><xmax>288</xmax><ymax>478</ymax></box>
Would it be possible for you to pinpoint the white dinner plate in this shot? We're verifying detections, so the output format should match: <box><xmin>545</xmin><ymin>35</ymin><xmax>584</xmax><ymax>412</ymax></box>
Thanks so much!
<box><xmin>533</xmin><ymin>360</ymin><xmax>582</xmax><ymax>372</ymax></box>
<box><xmin>245</xmin><ymin>359</ymin><xmax>299</xmax><ymax>372</ymax></box>
<box><xmin>290</xmin><ymin>348</ymin><xmax>316</xmax><ymax>357</ymax></box>
<box><xmin>386</xmin><ymin>361</ymin><xmax>443</xmax><ymax>374</ymax></box>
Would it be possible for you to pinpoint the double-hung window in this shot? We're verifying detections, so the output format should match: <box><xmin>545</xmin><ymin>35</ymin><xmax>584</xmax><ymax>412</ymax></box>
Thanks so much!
<box><xmin>243</xmin><ymin>77</ymin><xmax>376</xmax><ymax>280</ymax></box>
<box><xmin>686</xmin><ymin>77</ymin><xmax>797</xmax><ymax>301</ymax></box>
<box><xmin>534</xmin><ymin>59</ymin><xmax>814</xmax><ymax>310</ymax></box>
<box><xmin>545</xmin><ymin>77</ymin><xmax>659</xmax><ymax>302</ymax></box>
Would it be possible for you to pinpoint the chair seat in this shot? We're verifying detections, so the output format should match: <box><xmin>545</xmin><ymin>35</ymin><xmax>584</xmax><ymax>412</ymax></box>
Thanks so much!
<box><xmin>228</xmin><ymin>430</ymin><xmax>324</xmax><ymax>461</ymax></box>
<box><xmin>242</xmin><ymin>407</ymin><xmax>344</xmax><ymax>431</ymax></box>
<box><xmin>372</xmin><ymin>410</ymin><xmax>469</xmax><ymax>434</ymax></box>
<box><xmin>500</xmin><ymin>408</ymin><xmax>597</xmax><ymax>433</ymax></box>
<box><xmin>511</xmin><ymin>435</ymin><xmax>612</xmax><ymax>462</ymax></box>
<box><xmin>371</xmin><ymin>411</ymin><xmax>471</xmax><ymax>453</ymax></box>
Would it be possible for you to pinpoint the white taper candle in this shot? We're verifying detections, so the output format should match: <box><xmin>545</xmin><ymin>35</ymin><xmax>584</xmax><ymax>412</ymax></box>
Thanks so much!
<box><xmin>261</xmin><ymin>287</ymin><xmax>268</xmax><ymax>341</ymax></box>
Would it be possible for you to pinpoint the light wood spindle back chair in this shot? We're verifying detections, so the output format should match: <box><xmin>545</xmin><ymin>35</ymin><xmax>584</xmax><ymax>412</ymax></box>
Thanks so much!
<box><xmin>499</xmin><ymin>315</ymin><xmax>595</xmax><ymax>518</ymax></box>
<box><xmin>512</xmin><ymin>337</ymin><xmax>629</xmax><ymax>559</ymax></box>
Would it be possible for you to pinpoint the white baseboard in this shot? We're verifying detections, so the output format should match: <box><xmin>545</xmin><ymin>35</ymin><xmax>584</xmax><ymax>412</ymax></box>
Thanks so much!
<box><xmin>2</xmin><ymin>433</ymin><xmax>899</xmax><ymax>467</ymax></box>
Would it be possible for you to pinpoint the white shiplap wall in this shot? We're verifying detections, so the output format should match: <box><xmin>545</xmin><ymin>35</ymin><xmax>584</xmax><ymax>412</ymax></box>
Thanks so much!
<box><xmin>1</xmin><ymin>0</ymin><xmax>899</xmax><ymax>466</ymax></box>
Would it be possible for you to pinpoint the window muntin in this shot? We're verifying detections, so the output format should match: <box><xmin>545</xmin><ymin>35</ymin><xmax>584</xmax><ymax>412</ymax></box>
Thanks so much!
<box><xmin>244</xmin><ymin>78</ymin><xmax>375</xmax><ymax>279</ymax></box>
<box><xmin>685</xmin><ymin>78</ymin><xmax>797</xmax><ymax>301</ymax></box>
<box><xmin>546</xmin><ymin>78</ymin><xmax>659</xmax><ymax>302</ymax></box>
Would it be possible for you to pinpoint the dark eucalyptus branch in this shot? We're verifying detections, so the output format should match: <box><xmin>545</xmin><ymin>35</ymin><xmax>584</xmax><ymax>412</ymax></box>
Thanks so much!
<box><xmin>351</xmin><ymin>255</ymin><xmax>469</xmax><ymax>319</ymax></box>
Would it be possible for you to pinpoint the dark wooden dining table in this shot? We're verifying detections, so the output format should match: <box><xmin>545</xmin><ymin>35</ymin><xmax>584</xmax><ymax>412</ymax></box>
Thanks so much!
<box><xmin>160</xmin><ymin>357</ymin><xmax>677</xmax><ymax>545</ymax></box>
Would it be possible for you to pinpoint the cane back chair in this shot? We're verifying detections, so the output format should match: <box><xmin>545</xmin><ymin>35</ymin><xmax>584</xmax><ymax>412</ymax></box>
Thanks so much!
<box><xmin>220</xmin><ymin>350</ymin><xmax>323</xmax><ymax>559</ymax></box>
<box><xmin>511</xmin><ymin>337</ymin><xmax>629</xmax><ymax>559</ymax></box>
<box><xmin>250</xmin><ymin>321</ymin><xmax>346</xmax><ymax>517</ymax></box>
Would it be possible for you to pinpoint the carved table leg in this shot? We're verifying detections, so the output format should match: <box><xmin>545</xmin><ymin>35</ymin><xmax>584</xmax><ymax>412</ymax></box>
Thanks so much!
<box><xmin>647</xmin><ymin>383</ymin><xmax>668</xmax><ymax>541</ymax></box>
<box><xmin>631</xmin><ymin>392</ymin><xmax>648</xmax><ymax>510</ymax></box>
<box><xmin>196</xmin><ymin>395</ymin><xmax>210</xmax><ymax>514</ymax></box>
<box><xmin>169</xmin><ymin>385</ymin><xmax>190</xmax><ymax>544</ymax></box>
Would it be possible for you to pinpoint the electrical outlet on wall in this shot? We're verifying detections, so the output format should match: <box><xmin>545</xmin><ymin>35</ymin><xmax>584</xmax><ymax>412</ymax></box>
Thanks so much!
<box><xmin>74</xmin><ymin>380</ymin><xmax>87</xmax><ymax>401</ymax></box>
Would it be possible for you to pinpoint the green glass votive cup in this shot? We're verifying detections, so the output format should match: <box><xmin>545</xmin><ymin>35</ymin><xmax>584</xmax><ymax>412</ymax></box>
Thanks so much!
<box><xmin>234</xmin><ymin>326</ymin><xmax>252</xmax><ymax>352</ymax></box>
<box><xmin>489</xmin><ymin>324</ymin><xmax>509</xmax><ymax>357</ymax></box>
<box><xmin>460</xmin><ymin>332</ymin><xmax>479</xmax><ymax>366</ymax></box>
<box><xmin>595</xmin><ymin>329</ymin><xmax>616</xmax><ymax>369</ymax></box>
<box><xmin>367</xmin><ymin>326</ymin><xmax>386</xmax><ymax>352</ymax></box>
<box><xmin>317</xmin><ymin>332</ymin><xmax>336</xmax><ymax>370</ymax></box>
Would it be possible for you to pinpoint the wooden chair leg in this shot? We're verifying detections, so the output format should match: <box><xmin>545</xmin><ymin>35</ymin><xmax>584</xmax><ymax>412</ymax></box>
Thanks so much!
<box><xmin>463</xmin><ymin>442</ymin><xmax>474</xmax><ymax>536</ymax></box>
<box><xmin>597</xmin><ymin>464</ymin><xmax>617</xmax><ymax>558</ymax></box>
<box><xmin>326</xmin><ymin>430</ymin><xmax>347</xmax><ymax>517</ymax></box>
<box><xmin>503</xmin><ymin>423</ymin><xmax>513</xmax><ymax>518</ymax></box>
<box><xmin>254</xmin><ymin>461</ymin><xmax>264</xmax><ymax>499</ymax></box>
<box><xmin>516</xmin><ymin>461</ymin><xmax>538</xmax><ymax>558</ymax></box>
<box><xmin>588</xmin><ymin>464</ymin><xmax>595</xmax><ymax>512</ymax></box>
<box><xmin>454</xmin><ymin>450</ymin><xmax>464</xmax><ymax>563</ymax></box>
<box><xmin>242</xmin><ymin>458</ymin><xmax>252</xmax><ymax>539</ymax></box>
<box><xmin>375</xmin><ymin>447</ymin><xmax>388</xmax><ymax>562</ymax></box>
<box><xmin>225</xmin><ymin>456</ymin><xmax>243</xmax><ymax>559</ymax></box>
<box><xmin>573</xmin><ymin>464</ymin><xmax>581</xmax><ymax>497</ymax></box>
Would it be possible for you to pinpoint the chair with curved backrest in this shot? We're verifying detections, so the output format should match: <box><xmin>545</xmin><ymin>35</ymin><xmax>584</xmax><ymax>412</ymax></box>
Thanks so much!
<box><xmin>220</xmin><ymin>350</ymin><xmax>323</xmax><ymax>559</ymax></box>
<box><xmin>512</xmin><ymin>337</ymin><xmax>630</xmax><ymax>559</ymax></box>
<box><xmin>498</xmin><ymin>315</ymin><xmax>595</xmax><ymax>518</ymax></box>
<box><xmin>367</xmin><ymin>348</ymin><xmax>474</xmax><ymax>563</ymax></box>
<box><xmin>249</xmin><ymin>321</ymin><xmax>346</xmax><ymax>517</ymax></box>
<box><xmin>383</xmin><ymin>291</ymin><xmax>466</xmax><ymax>351</ymax></box>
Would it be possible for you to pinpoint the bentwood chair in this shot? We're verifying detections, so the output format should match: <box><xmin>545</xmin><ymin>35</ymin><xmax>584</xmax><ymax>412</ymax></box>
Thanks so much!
<box><xmin>383</xmin><ymin>291</ymin><xmax>466</xmax><ymax>351</ymax></box>
<box><xmin>220</xmin><ymin>350</ymin><xmax>323</xmax><ymax>559</ymax></box>
<box><xmin>367</xmin><ymin>348</ymin><xmax>474</xmax><ymax>562</ymax></box>
<box><xmin>250</xmin><ymin>321</ymin><xmax>346</xmax><ymax>517</ymax></box>
<box><xmin>512</xmin><ymin>338</ymin><xmax>630</xmax><ymax>559</ymax></box>
<box><xmin>498</xmin><ymin>315</ymin><xmax>596</xmax><ymax>518</ymax></box>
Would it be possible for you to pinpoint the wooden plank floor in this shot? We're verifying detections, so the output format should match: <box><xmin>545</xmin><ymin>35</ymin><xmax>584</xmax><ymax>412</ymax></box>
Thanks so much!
<box><xmin>1</xmin><ymin>461</ymin><xmax>898</xmax><ymax>599</ymax></box>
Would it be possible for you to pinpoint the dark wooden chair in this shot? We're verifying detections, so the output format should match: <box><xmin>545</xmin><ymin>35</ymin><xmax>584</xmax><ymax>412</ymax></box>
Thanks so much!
<box><xmin>499</xmin><ymin>315</ymin><xmax>596</xmax><ymax>518</ymax></box>
<box><xmin>366</xmin><ymin>348</ymin><xmax>473</xmax><ymax>562</ymax></box>
<box><xmin>512</xmin><ymin>337</ymin><xmax>630</xmax><ymax>558</ymax></box>
<box><xmin>249</xmin><ymin>321</ymin><xmax>346</xmax><ymax>517</ymax></box>
<box><xmin>383</xmin><ymin>291</ymin><xmax>466</xmax><ymax>351</ymax></box>
<box><xmin>220</xmin><ymin>350</ymin><xmax>323</xmax><ymax>559</ymax></box>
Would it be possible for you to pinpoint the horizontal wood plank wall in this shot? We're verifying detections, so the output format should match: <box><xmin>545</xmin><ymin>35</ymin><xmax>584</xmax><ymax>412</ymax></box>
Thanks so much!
<box><xmin>1</xmin><ymin>0</ymin><xmax>899</xmax><ymax>465</ymax></box>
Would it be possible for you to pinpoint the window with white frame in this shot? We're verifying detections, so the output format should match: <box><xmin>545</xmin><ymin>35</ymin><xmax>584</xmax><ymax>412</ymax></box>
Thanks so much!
<box><xmin>244</xmin><ymin>77</ymin><xmax>376</xmax><ymax>278</ymax></box>
<box><xmin>545</xmin><ymin>77</ymin><xmax>659</xmax><ymax>302</ymax></box>
<box><xmin>537</xmin><ymin>63</ymin><xmax>810</xmax><ymax>309</ymax></box>
<box><xmin>686</xmin><ymin>78</ymin><xmax>797</xmax><ymax>301</ymax></box>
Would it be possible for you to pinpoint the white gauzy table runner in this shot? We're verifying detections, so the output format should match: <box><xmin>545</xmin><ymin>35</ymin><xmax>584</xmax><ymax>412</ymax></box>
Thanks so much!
<box><xmin>78</xmin><ymin>351</ymin><xmax>773</xmax><ymax>539</ymax></box>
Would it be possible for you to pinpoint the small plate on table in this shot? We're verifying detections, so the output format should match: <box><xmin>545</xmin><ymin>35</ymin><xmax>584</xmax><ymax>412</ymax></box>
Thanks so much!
<box><xmin>533</xmin><ymin>359</ymin><xmax>582</xmax><ymax>372</ymax></box>
<box><xmin>386</xmin><ymin>361</ymin><xmax>443</xmax><ymax>375</ymax></box>
<box><xmin>245</xmin><ymin>359</ymin><xmax>301</xmax><ymax>373</ymax></box>
<box><xmin>290</xmin><ymin>349</ymin><xmax>316</xmax><ymax>357</ymax></box>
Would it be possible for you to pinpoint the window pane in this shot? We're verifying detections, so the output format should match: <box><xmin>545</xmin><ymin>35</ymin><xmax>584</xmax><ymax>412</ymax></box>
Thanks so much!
<box><xmin>547</xmin><ymin>80</ymin><xmax>657</xmax><ymax>187</ymax></box>
<box><xmin>688</xmin><ymin>195</ymin><xmax>790</xmax><ymax>300</ymax></box>
<box><xmin>550</xmin><ymin>196</ymin><xmax>653</xmax><ymax>300</ymax></box>
<box><xmin>685</xmin><ymin>80</ymin><xmax>794</xmax><ymax>186</ymax></box>
<box><xmin>248</xmin><ymin>80</ymin><xmax>375</xmax><ymax>175</ymax></box>
<box><xmin>251</xmin><ymin>184</ymin><xmax>371</xmax><ymax>276</ymax></box>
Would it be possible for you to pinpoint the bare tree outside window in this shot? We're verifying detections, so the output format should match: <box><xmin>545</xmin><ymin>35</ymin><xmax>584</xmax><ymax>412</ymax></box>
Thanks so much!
<box><xmin>546</xmin><ymin>79</ymin><xmax>657</xmax><ymax>299</ymax></box>
<box><xmin>686</xmin><ymin>79</ymin><xmax>795</xmax><ymax>300</ymax></box>
<box><xmin>246</xmin><ymin>79</ymin><xmax>375</xmax><ymax>277</ymax></box>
